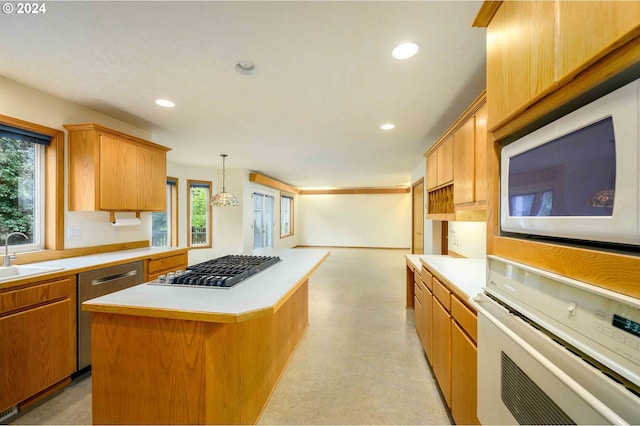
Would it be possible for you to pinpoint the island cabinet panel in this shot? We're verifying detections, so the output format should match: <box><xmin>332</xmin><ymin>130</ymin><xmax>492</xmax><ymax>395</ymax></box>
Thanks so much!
<box><xmin>486</xmin><ymin>0</ymin><xmax>555</xmax><ymax>129</ymax></box>
<box><xmin>0</xmin><ymin>276</ymin><xmax>76</xmax><ymax>413</ymax></box>
<box><xmin>557</xmin><ymin>1</ymin><xmax>640</xmax><ymax>82</ymax></box>
<box><xmin>91</xmin><ymin>280</ymin><xmax>309</xmax><ymax>425</ymax></box>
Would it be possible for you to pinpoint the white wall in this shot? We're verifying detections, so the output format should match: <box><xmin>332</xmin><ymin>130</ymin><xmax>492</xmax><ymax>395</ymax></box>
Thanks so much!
<box><xmin>297</xmin><ymin>193</ymin><xmax>411</xmax><ymax>248</ymax></box>
<box><xmin>449</xmin><ymin>221</ymin><xmax>486</xmax><ymax>258</ymax></box>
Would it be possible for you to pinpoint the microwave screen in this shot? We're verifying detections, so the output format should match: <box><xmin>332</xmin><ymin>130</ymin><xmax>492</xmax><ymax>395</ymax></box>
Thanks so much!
<box><xmin>508</xmin><ymin>117</ymin><xmax>616</xmax><ymax>217</ymax></box>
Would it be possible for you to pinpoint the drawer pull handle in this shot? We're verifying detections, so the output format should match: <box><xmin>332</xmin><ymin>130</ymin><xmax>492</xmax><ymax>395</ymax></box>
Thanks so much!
<box><xmin>91</xmin><ymin>270</ymin><xmax>138</xmax><ymax>286</ymax></box>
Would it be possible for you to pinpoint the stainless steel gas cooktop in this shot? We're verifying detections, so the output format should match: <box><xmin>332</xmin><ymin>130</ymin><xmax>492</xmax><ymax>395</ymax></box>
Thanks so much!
<box><xmin>152</xmin><ymin>255</ymin><xmax>281</xmax><ymax>289</ymax></box>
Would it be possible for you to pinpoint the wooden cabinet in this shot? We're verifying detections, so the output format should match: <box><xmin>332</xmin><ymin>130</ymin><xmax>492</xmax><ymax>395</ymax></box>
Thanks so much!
<box><xmin>432</xmin><ymin>292</ymin><xmax>451</xmax><ymax>407</ymax></box>
<box><xmin>426</xmin><ymin>93</ymin><xmax>487</xmax><ymax>220</ymax></box>
<box><xmin>485</xmin><ymin>0</ymin><xmax>556</xmax><ymax>129</ymax></box>
<box><xmin>450</xmin><ymin>296</ymin><xmax>479</xmax><ymax>425</ymax></box>
<box><xmin>65</xmin><ymin>123</ymin><xmax>170</xmax><ymax>212</ymax></box>
<box><xmin>557</xmin><ymin>2</ymin><xmax>640</xmax><ymax>83</ymax></box>
<box><xmin>411</xmin><ymin>262</ymin><xmax>480</xmax><ymax>422</ymax></box>
<box><xmin>146</xmin><ymin>251</ymin><xmax>189</xmax><ymax>282</ymax></box>
<box><xmin>426</xmin><ymin>136</ymin><xmax>453</xmax><ymax>191</ymax></box>
<box><xmin>483</xmin><ymin>1</ymin><xmax>640</xmax><ymax>132</ymax></box>
<box><xmin>451</xmin><ymin>321</ymin><xmax>479</xmax><ymax>425</ymax></box>
<box><xmin>0</xmin><ymin>276</ymin><xmax>76</xmax><ymax>413</ymax></box>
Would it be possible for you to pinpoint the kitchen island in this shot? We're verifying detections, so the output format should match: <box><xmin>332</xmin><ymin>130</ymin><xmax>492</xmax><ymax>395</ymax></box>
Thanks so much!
<box><xmin>82</xmin><ymin>248</ymin><xmax>329</xmax><ymax>425</ymax></box>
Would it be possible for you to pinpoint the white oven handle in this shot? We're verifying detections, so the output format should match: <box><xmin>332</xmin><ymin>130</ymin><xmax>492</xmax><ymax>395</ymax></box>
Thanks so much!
<box><xmin>469</xmin><ymin>294</ymin><xmax>628</xmax><ymax>425</ymax></box>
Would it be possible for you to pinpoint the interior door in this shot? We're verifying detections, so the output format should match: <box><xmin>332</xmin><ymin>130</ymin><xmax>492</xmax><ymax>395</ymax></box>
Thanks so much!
<box><xmin>412</xmin><ymin>180</ymin><xmax>424</xmax><ymax>254</ymax></box>
<box><xmin>253</xmin><ymin>193</ymin><xmax>274</xmax><ymax>249</ymax></box>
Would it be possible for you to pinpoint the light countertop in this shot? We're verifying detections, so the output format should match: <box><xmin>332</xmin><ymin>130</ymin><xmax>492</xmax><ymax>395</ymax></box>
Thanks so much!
<box><xmin>0</xmin><ymin>246</ymin><xmax>188</xmax><ymax>290</ymax></box>
<box><xmin>406</xmin><ymin>254</ymin><xmax>486</xmax><ymax>299</ymax></box>
<box><xmin>82</xmin><ymin>248</ymin><xmax>330</xmax><ymax>323</ymax></box>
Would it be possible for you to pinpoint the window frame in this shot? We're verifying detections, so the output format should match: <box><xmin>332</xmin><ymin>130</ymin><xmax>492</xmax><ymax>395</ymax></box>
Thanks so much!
<box><xmin>0</xmin><ymin>114</ymin><xmax>64</xmax><ymax>257</ymax></box>
<box><xmin>187</xmin><ymin>179</ymin><xmax>212</xmax><ymax>249</ymax></box>
<box><xmin>151</xmin><ymin>177</ymin><xmax>179</xmax><ymax>247</ymax></box>
<box><xmin>280</xmin><ymin>193</ymin><xmax>294</xmax><ymax>238</ymax></box>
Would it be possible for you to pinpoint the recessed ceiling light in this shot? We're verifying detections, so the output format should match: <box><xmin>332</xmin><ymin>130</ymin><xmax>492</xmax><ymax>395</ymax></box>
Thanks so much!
<box><xmin>233</xmin><ymin>61</ymin><xmax>257</xmax><ymax>76</ymax></box>
<box><xmin>380</xmin><ymin>123</ymin><xmax>395</xmax><ymax>130</ymax></box>
<box><xmin>392</xmin><ymin>42</ymin><xmax>420</xmax><ymax>60</ymax></box>
<box><xmin>155</xmin><ymin>99</ymin><xmax>175</xmax><ymax>108</ymax></box>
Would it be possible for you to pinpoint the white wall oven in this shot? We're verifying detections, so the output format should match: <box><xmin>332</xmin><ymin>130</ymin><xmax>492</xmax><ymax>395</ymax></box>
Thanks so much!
<box><xmin>500</xmin><ymin>78</ymin><xmax>640</xmax><ymax>247</ymax></box>
<box><xmin>470</xmin><ymin>256</ymin><xmax>640</xmax><ymax>425</ymax></box>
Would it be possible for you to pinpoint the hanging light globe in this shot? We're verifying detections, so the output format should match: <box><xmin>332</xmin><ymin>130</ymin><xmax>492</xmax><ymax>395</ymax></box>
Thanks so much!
<box><xmin>210</xmin><ymin>154</ymin><xmax>239</xmax><ymax>207</ymax></box>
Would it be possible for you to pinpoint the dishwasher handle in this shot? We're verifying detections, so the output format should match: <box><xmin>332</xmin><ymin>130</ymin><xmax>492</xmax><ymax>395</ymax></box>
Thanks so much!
<box><xmin>91</xmin><ymin>269</ymin><xmax>138</xmax><ymax>286</ymax></box>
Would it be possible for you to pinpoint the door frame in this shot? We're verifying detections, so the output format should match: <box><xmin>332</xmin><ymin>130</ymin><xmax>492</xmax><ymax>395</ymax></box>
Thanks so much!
<box><xmin>411</xmin><ymin>178</ymin><xmax>425</xmax><ymax>254</ymax></box>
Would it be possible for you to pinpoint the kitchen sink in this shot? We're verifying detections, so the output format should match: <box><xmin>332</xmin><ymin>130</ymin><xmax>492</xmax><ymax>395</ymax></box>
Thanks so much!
<box><xmin>0</xmin><ymin>265</ymin><xmax>64</xmax><ymax>282</ymax></box>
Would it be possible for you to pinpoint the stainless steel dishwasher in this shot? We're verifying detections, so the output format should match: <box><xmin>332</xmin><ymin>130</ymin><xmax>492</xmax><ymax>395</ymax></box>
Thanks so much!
<box><xmin>77</xmin><ymin>261</ymin><xmax>144</xmax><ymax>370</ymax></box>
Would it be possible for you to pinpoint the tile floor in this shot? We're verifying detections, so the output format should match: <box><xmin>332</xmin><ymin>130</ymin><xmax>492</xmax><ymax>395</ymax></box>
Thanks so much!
<box><xmin>9</xmin><ymin>248</ymin><xmax>450</xmax><ymax>425</ymax></box>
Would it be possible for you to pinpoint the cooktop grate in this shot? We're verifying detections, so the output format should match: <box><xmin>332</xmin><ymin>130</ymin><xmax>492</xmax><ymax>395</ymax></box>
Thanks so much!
<box><xmin>153</xmin><ymin>255</ymin><xmax>281</xmax><ymax>288</ymax></box>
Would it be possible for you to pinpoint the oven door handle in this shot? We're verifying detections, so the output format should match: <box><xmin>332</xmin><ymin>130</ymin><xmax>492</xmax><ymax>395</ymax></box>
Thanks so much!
<box><xmin>469</xmin><ymin>294</ymin><xmax>628</xmax><ymax>425</ymax></box>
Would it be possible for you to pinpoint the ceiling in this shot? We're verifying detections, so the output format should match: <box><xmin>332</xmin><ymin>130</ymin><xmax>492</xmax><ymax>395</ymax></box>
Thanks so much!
<box><xmin>0</xmin><ymin>1</ymin><xmax>486</xmax><ymax>189</ymax></box>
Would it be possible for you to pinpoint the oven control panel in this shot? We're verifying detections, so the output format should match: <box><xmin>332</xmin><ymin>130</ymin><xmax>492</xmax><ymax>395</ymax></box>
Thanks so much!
<box><xmin>487</xmin><ymin>256</ymin><xmax>640</xmax><ymax>385</ymax></box>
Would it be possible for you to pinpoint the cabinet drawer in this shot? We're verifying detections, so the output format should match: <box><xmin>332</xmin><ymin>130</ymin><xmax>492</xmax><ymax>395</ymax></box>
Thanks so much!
<box><xmin>147</xmin><ymin>253</ymin><xmax>187</xmax><ymax>275</ymax></box>
<box><xmin>414</xmin><ymin>283</ymin><xmax>422</xmax><ymax>302</ymax></box>
<box><xmin>432</xmin><ymin>277</ymin><xmax>451</xmax><ymax>311</ymax></box>
<box><xmin>413</xmin><ymin>268</ymin><xmax>422</xmax><ymax>285</ymax></box>
<box><xmin>0</xmin><ymin>278</ymin><xmax>73</xmax><ymax>316</ymax></box>
<box><xmin>421</xmin><ymin>267</ymin><xmax>433</xmax><ymax>291</ymax></box>
<box><xmin>451</xmin><ymin>295</ymin><xmax>477</xmax><ymax>343</ymax></box>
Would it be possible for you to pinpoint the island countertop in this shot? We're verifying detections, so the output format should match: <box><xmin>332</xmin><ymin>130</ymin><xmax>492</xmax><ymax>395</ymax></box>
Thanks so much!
<box><xmin>82</xmin><ymin>248</ymin><xmax>330</xmax><ymax>323</ymax></box>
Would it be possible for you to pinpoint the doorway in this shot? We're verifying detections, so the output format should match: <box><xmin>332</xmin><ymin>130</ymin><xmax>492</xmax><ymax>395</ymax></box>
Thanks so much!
<box><xmin>253</xmin><ymin>192</ymin><xmax>274</xmax><ymax>249</ymax></box>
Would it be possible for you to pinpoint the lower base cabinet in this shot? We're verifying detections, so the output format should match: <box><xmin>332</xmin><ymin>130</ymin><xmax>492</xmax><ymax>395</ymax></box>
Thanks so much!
<box><xmin>451</xmin><ymin>321</ymin><xmax>480</xmax><ymax>425</ymax></box>
<box><xmin>432</xmin><ymin>298</ymin><xmax>452</xmax><ymax>407</ymax></box>
<box><xmin>0</xmin><ymin>277</ymin><xmax>76</xmax><ymax>413</ymax></box>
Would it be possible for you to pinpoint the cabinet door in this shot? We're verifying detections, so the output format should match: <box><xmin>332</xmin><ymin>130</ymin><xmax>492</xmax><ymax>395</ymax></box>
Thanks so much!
<box><xmin>474</xmin><ymin>104</ymin><xmax>488</xmax><ymax>203</ymax></box>
<box><xmin>557</xmin><ymin>1</ymin><xmax>640</xmax><ymax>81</ymax></box>
<box><xmin>437</xmin><ymin>136</ymin><xmax>454</xmax><ymax>186</ymax></box>
<box><xmin>0</xmin><ymin>299</ymin><xmax>75</xmax><ymax>412</ymax></box>
<box><xmin>486</xmin><ymin>1</ymin><xmax>555</xmax><ymax>128</ymax></box>
<box><xmin>451</xmin><ymin>321</ymin><xmax>480</xmax><ymax>425</ymax></box>
<box><xmin>422</xmin><ymin>284</ymin><xmax>433</xmax><ymax>363</ymax></box>
<box><xmin>414</xmin><ymin>282</ymin><xmax>423</xmax><ymax>340</ymax></box>
<box><xmin>453</xmin><ymin>117</ymin><xmax>475</xmax><ymax>205</ymax></box>
<box><xmin>137</xmin><ymin>146</ymin><xmax>167</xmax><ymax>211</ymax></box>
<box><xmin>432</xmin><ymin>298</ymin><xmax>451</xmax><ymax>407</ymax></box>
<box><xmin>99</xmin><ymin>134</ymin><xmax>138</xmax><ymax>210</ymax></box>
<box><xmin>426</xmin><ymin>153</ymin><xmax>438</xmax><ymax>190</ymax></box>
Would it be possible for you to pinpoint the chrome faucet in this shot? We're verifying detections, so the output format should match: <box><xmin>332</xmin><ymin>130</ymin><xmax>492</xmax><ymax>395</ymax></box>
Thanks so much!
<box><xmin>3</xmin><ymin>232</ymin><xmax>28</xmax><ymax>267</ymax></box>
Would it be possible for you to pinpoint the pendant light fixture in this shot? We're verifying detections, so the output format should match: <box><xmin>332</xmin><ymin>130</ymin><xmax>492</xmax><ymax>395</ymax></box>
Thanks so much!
<box><xmin>210</xmin><ymin>154</ymin><xmax>239</xmax><ymax>207</ymax></box>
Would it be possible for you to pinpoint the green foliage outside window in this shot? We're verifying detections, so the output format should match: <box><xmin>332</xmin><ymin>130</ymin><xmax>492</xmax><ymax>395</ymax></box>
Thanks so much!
<box><xmin>0</xmin><ymin>136</ymin><xmax>35</xmax><ymax>242</ymax></box>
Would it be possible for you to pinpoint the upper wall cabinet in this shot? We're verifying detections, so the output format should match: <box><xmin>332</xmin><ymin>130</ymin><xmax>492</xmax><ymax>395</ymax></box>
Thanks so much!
<box><xmin>485</xmin><ymin>1</ymin><xmax>555</xmax><ymax>130</ymax></box>
<box><xmin>425</xmin><ymin>93</ymin><xmax>487</xmax><ymax>221</ymax></box>
<box><xmin>481</xmin><ymin>1</ymin><xmax>640</xmax><ymax>135</ymax></box>
<box><xmin>557</xmin><ymin>2</ymin><xmax>640</xmax><ymax>82</ymax></box>
<box><xmin>65</xmin><ymin>124</ymin><xmax>171</xmax><ymax>212</ymax></box>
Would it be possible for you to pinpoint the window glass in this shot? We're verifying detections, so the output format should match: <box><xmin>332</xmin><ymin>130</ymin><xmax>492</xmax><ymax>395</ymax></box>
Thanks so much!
<box><xmin>188</xmin><ymin>180</ymin><xmax>212</xmax><ymax>248</ymax></box>
<box><xmin>280</xmin><ymin>194</ymin><xmax>294</xmax><ymax>238</ymax></box>
<box><xmin>152</xmin><ymin>178</ymin><xmax>177</xmax><ymax>247</ymax></box>
<box><xmin>0</xmin><ymin>127</ymin><xmax>47</xmax><ymax>252</ymax></box>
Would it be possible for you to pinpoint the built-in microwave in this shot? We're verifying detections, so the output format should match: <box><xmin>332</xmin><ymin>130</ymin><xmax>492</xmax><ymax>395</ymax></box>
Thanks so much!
<box><xmin>500</xmin><ymin>78</ymin><xmax>640</xmax><ymax>247</ymax></box>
